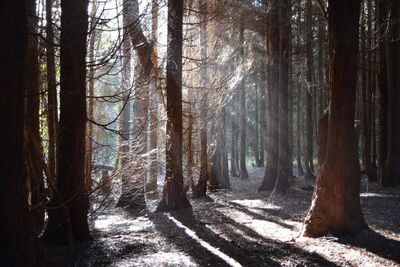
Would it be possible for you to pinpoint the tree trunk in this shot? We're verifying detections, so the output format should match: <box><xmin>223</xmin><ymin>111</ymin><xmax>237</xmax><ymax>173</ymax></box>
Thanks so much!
<box><xmin>42</xmin><ymin>0</ymin><xmax>92</xmax><ymax>243</ymax></box>
<box><xmin>383</xmin><ymin>0</ymin><xmax>400</xmax><ymax>186</ymax></box>
<box><xmin>296</xmin><ymin>0</ymin><xmax>305</xmax><ymax>177</ymax></box>
<box><xmin>273</xmin><ymin>0</ymin><xmax>291</xmax><ymax>194</ymax></box>
<box><xmin>259</xmin><ymin>62</ymin><xmax>266</xmax><ymax>167</ymax></box>
<box><xmin>26</xmin><ymin>0</ymin><xmax>45</xmax><ymax>233</ymax></box>
<box><xmin>377</xmin><ymin>0</ymin><xmax>388</xmax><ymax>185</ymax></box>
<box><xmin>239</xmin><ymin>11</ymin><xmax>249</xmax><ymax>180</ymax></box>
<box><xmin>230</xmin><ymin>93</ymin><xmax>239</xmax><ymax>176</ymax></box>
<box><xmin>305</xmin><ymin>0</ymin><xmax>315</xmax><ymax>180</ymax></box>
<box><xmin>1</xmin><ymin>1</ymin><xmax>43</xmax><ymax>264</ymax></box>
<box><xmin>46</xmin><ymin>0</ymin><xmax>58</xmax><ymax>187</ymax></box>
<box><xmin>85</xmin><ymin>0</ymin><xmax>97</xmax><ymax>192</ymax></box>
<box><xmin>194</xmin><ymin>0</ymin><xmax>210</xmax><ymax>198</ymax></box>
<box><xmin>254</xmin><ymin>75</ymin><xmax>261</xmax><ymax>166</ymax></box>
<box><xmin>146</xmin><ymin>0</ymin><xmax>159</xmax><ymax>197</ymax></box>
<box><xmin>302</xmin><ymin>0</ymin><xmax>367</xmax><ymax>237</ymax></box>
<box><xmin>259</xmin><ymin>3</ymin><xmax>279</xmax><ymax>191</ymax></box>
<box><xmin>156</xmin><ymin>0</ymin><xmax>191</xmax><ymax>211</ymax></box>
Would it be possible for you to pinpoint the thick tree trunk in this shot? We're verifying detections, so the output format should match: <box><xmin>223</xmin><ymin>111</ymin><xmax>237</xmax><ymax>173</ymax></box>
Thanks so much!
<box><xmin>302</xmin><ymin>0</ymin><xmax>367</xmax><ymax>237</ymax></box>
<box><xmin>259</xmin><ymin>3</ymin><xmax>279</xmax><ymax>191</ymax></box>
<box><xmin>156</xmin><ymin>0</ymin><xmax>191</xmax><ymax>211</ymax></box>
<box><xmin>42</xmin><ymin>0</ymin><xmax>92</xmax><ymax>243</ymax></box>
<box><xmin>273</xmin><ymin>0</ymin><xmax>291</xmax><ymax>194</ymax></box>
<box><xmin>1</xmin><ymin>1</ymin><xmax>43</xmax><ymax>264</ymax></box>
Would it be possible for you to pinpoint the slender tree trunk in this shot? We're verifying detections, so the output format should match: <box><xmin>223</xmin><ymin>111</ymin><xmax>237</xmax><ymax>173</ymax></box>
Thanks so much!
<box><xmin>147</xmin><ymin>0</ymin><xmax>159</xmax><ymax>197</ymax></box>
<box><xmin>194</xmin><ymin>0</ymin><xmax>209</xmax><ymax>198</ymax></box>
<box><xmin>85</xmin><ymin>0</ymin><xmax>97</xmax><ymax>192</ymax></box>
<box><xmin>302</xmin><ymin>0</ymin><xmax>367</xmax><ymax>237</ymax></box>
<box><xmin>259</xmin><ymin>62</ymin><xmax>266</xmax><ymax>167</ymax></box>
<box><xmin>305</xmin><ymin>0</ymin><xmax>315</xmax><ymax>180</ymax></box>
<box><xmin>383</xmin><ymin>0</ymin><xmax>400</xmax><ymax>186</ymax></box>
<box><xmin>230</xmin><ymin>93</ymin><xmax>239</xmax><ymax>176</ymax></box>
<box><xmin>377</xmin><ymin>0</ymin><xmax>388</xmax><ymax>185</ymax></box>
<box><xmin>46</xmin><ymin>0</ymin><xmax>58</xmax><ymax>185</ymax></box>
<box><xmin>42</xmin><ymin>0</ymin><xmax>92</xmax><ymax>243</ymax></box>
<box><xmin>1</xmin><ymin>1</ymin><xmax>43</xmax><ymax>264</ymax></box>
<box><xmin>296</xmin><ymin>0</ymin><xmax>305</xmax><ymax>177</ymax></box>
<box><xmin>26</xmin><ymin>0</ymin><xmax>45</xmax><ymax>233</ymax></box>
<box><xmin>239</xmin><ymin>11</ymin><xmax>249</xmax><ymax>179</ymax></box>
<box><xmin>254</xmin><ymin>76</ymin><xmax>261</xmax><ymax>166</ymax></box>
<box><xmin>157</xmin><ymin>0</ymin><xmax>191</xmax><ymax>211</ymax></box>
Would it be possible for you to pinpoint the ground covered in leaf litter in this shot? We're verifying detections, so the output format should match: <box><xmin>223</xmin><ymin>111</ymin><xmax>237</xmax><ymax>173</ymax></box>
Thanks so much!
<box><xmin>46</xmin><ymin>167</ymin><xmax>400</xmax><ymax>266</ymax></box>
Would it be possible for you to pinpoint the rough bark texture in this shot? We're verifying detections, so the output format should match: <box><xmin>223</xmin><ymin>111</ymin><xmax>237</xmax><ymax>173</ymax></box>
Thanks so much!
<box><xmin>42</xmin><ymin>0</ymin><xmax>92</xmax><ymax>243</ymax></box>
<box><xmin>383</xmin><ymin>0</ymin><xmax>400</xmax><ymax>186</ymax></box>
<box><xmin>0</xmin><ymin>1</ymin><xmax>43</xmax><ymax>265</ymax></box>
<box><xmin>273</xmin><ymin>0</ymin><xmax>291</xmax><ymax>194</ymax></box>
<box><xmin>302</xmin><ymin>0</ymin><xmax>367</xmax><ymax>237</ymax></box>
<box><xmin>259</xmin><ymin>3</ymin><xmax>279</xmax><ymax>191</ymax></box>
<box><xmin>156</xmin><ymin>0</ymin><xmax>191</xmax><ymax>211</ymax></box>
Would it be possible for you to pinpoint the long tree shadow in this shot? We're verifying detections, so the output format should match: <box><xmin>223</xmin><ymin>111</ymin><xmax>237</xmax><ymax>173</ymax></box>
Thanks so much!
<box><xmin>227</xmin><ymin>201</ymin><xmax>297</xmax><ymax>230</ymax></box>
<box><xmin>338</xmin><ymin>229</ymin><xmax>400</xmax><ymax>264</ymax></box>
<box><xmin>151</xmin><ymin>209</ymin><xmax>338</xmax><ymax>267</ymax></box>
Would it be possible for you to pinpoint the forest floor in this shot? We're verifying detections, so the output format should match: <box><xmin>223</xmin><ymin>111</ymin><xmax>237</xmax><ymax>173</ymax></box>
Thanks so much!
<box><xmin>46</xmin><ymin>167</ymin><xmax>400</xmax><ymax>267</ymax></box>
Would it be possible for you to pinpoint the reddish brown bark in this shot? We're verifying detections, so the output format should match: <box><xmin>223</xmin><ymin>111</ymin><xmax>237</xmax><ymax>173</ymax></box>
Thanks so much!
<box><xmin>42</xmin><ymin>0</ymin><xmax>92</xmax><ymax>243</ymax></box>
<box><xmin>156</xmin><ymin>0</ymin><xmax>191</xmax><ymax>211</ymax></box>
<box><xmin>302</xmin><ymin>0</ymin><xmax>367</xmax><ymax>237</ymax></box>
<box><xmin>1</xmin><ymin>1</ymin><xmax>43</xmax><ymax>264</ymax></box>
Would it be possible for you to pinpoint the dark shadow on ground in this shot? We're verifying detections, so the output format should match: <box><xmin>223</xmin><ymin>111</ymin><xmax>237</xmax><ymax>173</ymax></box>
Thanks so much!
<box><xmin>151</xmin><ymin>208</ymin><xmax>338</xmax><ymax>267</ymax></box>
<box><xmin>338</xmin><ymin>229</ymin><xmax>400</xmax><ymax>264</ymax></box>
<box><xmin>228</xmin><ymin>201</ymin><xmax>296</xmax><ymax>230</ymax></box>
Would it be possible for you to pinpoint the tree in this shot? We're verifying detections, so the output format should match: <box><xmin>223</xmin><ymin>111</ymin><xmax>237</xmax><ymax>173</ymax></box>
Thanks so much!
<box><xmin>42</xmin><ymin>0</ymin><xmax>92</xmax><ymax>243</ymax></box>
<box><xmin>273</xmin><ymin>0</ymin><xmax>291</xmax><ymax>194</ymax></box>
<box><xmin>193</xmin><ymin>0</ymin><xmax>210</xmax><ymax>198</ymax></box>
<box><xmin>259</xmin><ymin>0</ymin><xmax>280</xmax><ymax>191</ymax></box>
<box><xmin>302</xmin><ymin>0</ymin><xmax>367</xmax><ymax>237</ymax></box>
<box><xmin>1</xmin><ymin>0</ymin><xmax>42</xmax><ymax>264</ymax></box>
<box><xmin>239</xmin><ymin>10</ymin><xmax>249</xmax><ymax>180</ymax></box>
<box><xmin>26</xmin><ymin>0</ymin><xmax>45</xmax><ymax>232</ymax></box>
<box><xmin>157</xmin><ymin>0</ymin><xmax>191</xmax><ymax>211</ymax></box>
<box><xmin>46</xmin><ymin>0</ymin><xmax>58</xmax><ymax>183</ymax></box>
<box><xmin>305</xmin><ymin>0</ymin><xmax>315</xmax><ymax>180</ymax></box>
<box><xmin>383</xmin><ymin>0</ymin><xmax>400</xmax><ymax>186</ymax></box>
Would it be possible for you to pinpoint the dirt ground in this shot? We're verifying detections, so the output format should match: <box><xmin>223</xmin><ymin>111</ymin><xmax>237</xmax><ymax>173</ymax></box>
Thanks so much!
<box><xmin>45</xmin><ymin>167</ymin><xmax>400</xmax><ymax>266</ymax></box>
